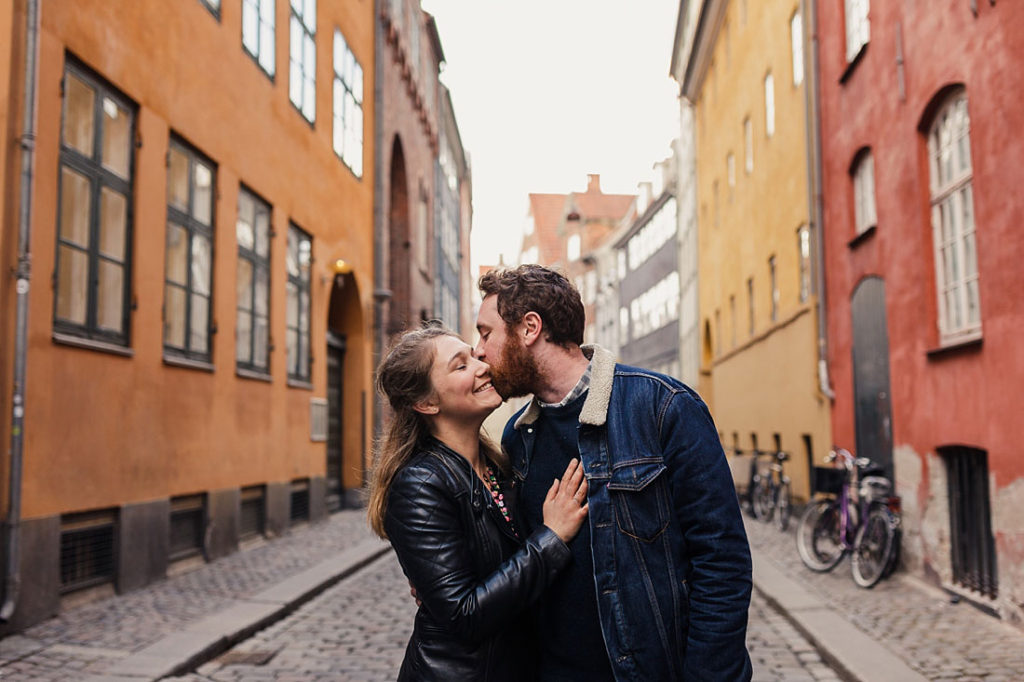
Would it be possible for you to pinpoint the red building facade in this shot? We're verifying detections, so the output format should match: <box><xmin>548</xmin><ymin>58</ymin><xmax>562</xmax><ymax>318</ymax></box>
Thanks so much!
<box><xmin>818</xmin><ymin>0</ymin><xmax>1024</xmax><ymax>623</ymax></box>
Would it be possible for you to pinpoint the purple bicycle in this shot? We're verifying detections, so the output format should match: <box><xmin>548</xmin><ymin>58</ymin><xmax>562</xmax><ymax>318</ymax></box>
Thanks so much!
<box><xmin>795</xmin><ymin>447</ymin><xmax>901</xmax><ymax>588</ymax></box>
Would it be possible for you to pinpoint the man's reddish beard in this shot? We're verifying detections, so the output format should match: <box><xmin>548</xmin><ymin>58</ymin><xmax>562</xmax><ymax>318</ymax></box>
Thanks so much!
<box><xmin>489</xmin><ymin>332</ymin><xmax>541</xmax><ymax>399</ymax></box>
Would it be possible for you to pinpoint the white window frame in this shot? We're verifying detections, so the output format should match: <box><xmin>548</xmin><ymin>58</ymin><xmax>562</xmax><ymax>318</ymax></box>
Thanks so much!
<box><xmin>567</xmin><ymin>234</ymin><xmax>581</xmax><ymax>261</ymax></box>
<box><xmin>928</xmin><ymin>91</ymin><xmax>981</xmax><ymax>343</ymax></box>
<box><xmin>852</xmin><ymin>150</ymin><xmax>877</xmax><ymax>235</ymax></box>
<box><xmin>289</xmin><ymin>0</ymin><xmax>316</xmax><ymax>123</ymax></box>
<box><xmin>333</xmin><ymin>28</ymin><xmax>364</xmax><ymax>177</ymax></box>
<box><xmin>764</xmin><ymin>72</ymin><xmax>775</xmax><ymax>138</ymax></box>
<box><xmin>243</xmin><ymin>0</ymin><xmax>276</xmax><ymax>77</ymax></box>
<box><xmin>844</xmin><ymin>0</ymin><xmax>870</xmax><ymax>63</ymax></box>
<box><xmin>791</xmin><ymin>10</ymin><xmax>804</xmax><ymax>86</ymax></box>
<box><xmin>797</xmin><ymin>224</ymin><xmax>811</xmax><ymax>303</ymax></box>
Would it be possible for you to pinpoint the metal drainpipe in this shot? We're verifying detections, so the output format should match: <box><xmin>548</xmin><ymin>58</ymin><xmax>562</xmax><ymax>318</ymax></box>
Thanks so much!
<box><xmin>3</xmin><ymin>0</ymin><xmax>41</xmax><ymax>623</ymax></box>
<box><xmin>370</xmin><ymin>0</ymin><xmax>390</xmax><ymax>472</ymax></box>
<box><xmin>802</xmin><ymin>0</ymin><xmax>835</xmax><ymax>401</ymax></box>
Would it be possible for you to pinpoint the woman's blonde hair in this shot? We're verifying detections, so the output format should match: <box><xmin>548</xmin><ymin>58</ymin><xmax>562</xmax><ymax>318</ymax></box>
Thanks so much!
<box><xmin>367</xmin><ymin>322</ymin><xmax>506</xmax><ymax>539</ymax></box>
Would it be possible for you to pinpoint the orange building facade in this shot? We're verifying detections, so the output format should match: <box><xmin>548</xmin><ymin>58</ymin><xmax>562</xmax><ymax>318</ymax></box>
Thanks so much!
<box><xmin>0</xmin><ymin>0</ymin><xmax>375</xmax><ymax>631</ymax></box>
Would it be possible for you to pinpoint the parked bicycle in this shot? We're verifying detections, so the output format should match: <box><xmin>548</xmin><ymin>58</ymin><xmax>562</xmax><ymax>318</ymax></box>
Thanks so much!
<box><xmin>795</xmin><ymin>447</ymin><xmax>901</xmax><ymax>588</ymax></box>
<box><xmin>750</xmin><ymin>450</ymin><xmax>792</xmax><ymax>531</ymax></box>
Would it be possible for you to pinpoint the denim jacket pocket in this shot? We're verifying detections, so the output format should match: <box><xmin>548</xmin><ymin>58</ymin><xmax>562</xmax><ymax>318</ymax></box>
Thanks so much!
<box><xmin>606</xmin><ymin>460</ymin><xmax>671</xmax><ymax>542</ymax></box>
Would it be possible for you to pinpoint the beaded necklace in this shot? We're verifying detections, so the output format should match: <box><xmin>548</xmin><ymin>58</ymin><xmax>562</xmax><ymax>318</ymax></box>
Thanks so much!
<box><xmin>485</xmin><ymin>463</ymin><xmax>518</xmax><ymax>537</ymax></box>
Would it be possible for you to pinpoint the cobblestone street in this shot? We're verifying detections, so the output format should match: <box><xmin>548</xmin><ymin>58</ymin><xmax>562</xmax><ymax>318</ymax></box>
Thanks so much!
<box><xmin>170</xmin><ymin>551</ymin><xmax>841</xmax><ymax>682</ymax></box>
<box><xmin>744</xmin><ymin>516</ymin><xmax>1024</xmax><ymax>682</ymax></box>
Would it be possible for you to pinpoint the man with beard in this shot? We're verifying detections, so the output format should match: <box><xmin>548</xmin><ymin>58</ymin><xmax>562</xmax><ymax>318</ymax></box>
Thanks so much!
<box><xmin>474</xmin><ymin>265</ymin><xmax>753</xmax><ymax>682</ymax></box>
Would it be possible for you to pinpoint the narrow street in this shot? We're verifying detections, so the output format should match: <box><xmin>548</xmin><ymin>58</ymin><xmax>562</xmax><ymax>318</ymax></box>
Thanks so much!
<box><xmin>170</xmin><ymin>551</ymin><xmax>842</xmax><ymax>682</ymax></box>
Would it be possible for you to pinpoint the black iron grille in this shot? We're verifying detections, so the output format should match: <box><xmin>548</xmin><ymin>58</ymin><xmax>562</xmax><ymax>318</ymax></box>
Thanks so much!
<box><xmin>942</xmin><ymin>446</ymin><xmax>998</xmax><ymax>599</ymax></box>
<box><xmin>290</xmin><ymin>480</ymin><xmax>310</xmax><ymax>524</ymax></box>
<box><xmin>60</xmin><ymin>511</ymin><xmax>116</xmax><ymax>593</ymax></box>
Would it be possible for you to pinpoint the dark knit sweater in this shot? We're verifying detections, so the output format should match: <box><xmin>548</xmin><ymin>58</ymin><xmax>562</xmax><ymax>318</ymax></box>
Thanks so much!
<box><xmin>519</xmin><ymin>391</ymin><xmax>615</xmax><ymax>681</ymax></box>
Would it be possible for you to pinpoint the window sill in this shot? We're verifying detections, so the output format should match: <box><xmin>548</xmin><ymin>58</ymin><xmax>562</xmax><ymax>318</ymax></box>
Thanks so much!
<box><xmin>927</xmin><ymin>333</ymin><xmax>983</xmax><ymax>360</ymax></box>
<box><xmin>847</xmin><ymin>224</ymin><xmax>876</xmax><ymax>249</ymax></box>
<box><xmin>53</xmin><ymin>332</ymin><xmax>134</xmax><ymax>358</ymax></box>
<box><xmin>287</xmin><ymin>378</ymin><xmax>314</xmax><ymax>390</ymax></box>
<box><xmin>163</xmin><ymin>354</ymin><xmax>215</xmax><ymax>372</ymax></box>
<box><xmin>840</xmin><ymin>43</ymin><xmax>868</xmax><ymax>84</ymax></box>
<box><xmin>236</xmin><ymin>367</ymin><xmax>273</xmax><ymax>383</ymax></box>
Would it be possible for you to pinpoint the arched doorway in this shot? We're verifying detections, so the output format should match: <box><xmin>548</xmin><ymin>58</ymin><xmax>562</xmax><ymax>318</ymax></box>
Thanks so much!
<box><xmin>326</xmin><ymin>270</ymin><xmax>363</xmax><ymax>510</ymax></box>
<box><xmin>850</xmin><ymin>277</ymin><xmax>894</xmax><ymax>477</ymax></box>
<box><xmin>388</xmin><ymin>137</ymin><xmax>410</xmax><ymax>335</ymax></box>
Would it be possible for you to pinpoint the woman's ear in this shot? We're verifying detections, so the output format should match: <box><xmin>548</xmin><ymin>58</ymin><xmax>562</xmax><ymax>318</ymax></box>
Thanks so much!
<box><xmin>412</xmin><ymin>400</ymin><xmax>440</xmax><ymax>416</ymax></box>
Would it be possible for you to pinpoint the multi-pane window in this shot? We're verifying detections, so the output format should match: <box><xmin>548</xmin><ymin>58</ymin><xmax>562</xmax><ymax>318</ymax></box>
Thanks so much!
<box><xmin>764</xmin><ymin>72</ymin><xmax>775</xmax><ymax>138</ymax></box>
<box><xmin>744</xmin><ymin>117</ymin><xmax>753</xmax><ymax>173</ymax></box>
<box><xmin>164</xmin><ymin>138</ymin><xmax>215</xmax><ymax>360</ymax></box>
<box><xmin>236</xmin><ymin>188</ymin><xmax>272</xmax><ymax>372</ymax></box>
<box><xmin>769</xmin><ymin>255</ymin><xmax>779</xmax><ymax>322</ymax></box>
<box><xmin>286</xmin><ymin>225</ymin><xmax>312</xmax><ymax>381</ymax></box>
<box><xmin>243</xmin><ymin>0</ymin><xmax>276</xmax><ymax>77</ymax></box>
<box><xmin>797</xmin><ymin>224</ymin><xmax>811</xmax><ymax>303</ymax></box>
<box><xmin>844</xmin><ymin>0</ymin><xmax>870</xmax><ymax>63</ymax></box>
<box><xmin>928</xmin><ymin>91</ymin><xmax>981</xmax><ymax>343</ymax></box>
<box><xmin>333</xmin><ymin>29</ymin><xmax>364</xmax><ymax>177</ymax></box>
<box><xmin>853</xmin><ymin>150</ymin><xmax>877</xmax><ymax>235</ymax></box>
<box><xmin>55</xmin><ymin>62</ymin><xmax>135</xmax><ymax>345</ymax></box>
<box><xmin>289</xmin><ymin>0</ymin><xmax>316</xmax><ymax>122</ymax></box>
<box><xmin>791</xmin><ymin>10</ymin><xmax>804</xmax><ymax>86</ymax></box>
<box><xmin>627</xmin><ymin>272</ymin><xmax>679</xmax><ymax>339</ymax></box>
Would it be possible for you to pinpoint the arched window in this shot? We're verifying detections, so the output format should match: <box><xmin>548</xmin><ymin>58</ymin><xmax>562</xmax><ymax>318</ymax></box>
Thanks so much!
<box><xmin>928</xmin><ymin>90</ymin><xmax>981</xmax><ymax>343</ymax></box>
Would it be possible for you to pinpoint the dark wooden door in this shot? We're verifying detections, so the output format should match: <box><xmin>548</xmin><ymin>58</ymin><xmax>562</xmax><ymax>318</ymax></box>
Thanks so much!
<box><xmin>850</xmin><ymin>277</ymin><xmax>894</xmax><ymax>477</ymax></box>
<box><xmin>326</xmin><ymin>332</ymin><xmax>346</xmax><ymax>512</ymax></box>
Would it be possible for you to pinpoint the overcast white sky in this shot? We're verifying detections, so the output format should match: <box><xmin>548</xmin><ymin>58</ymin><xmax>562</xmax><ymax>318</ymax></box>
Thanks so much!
<box><xmin>420</xmin><ymin>0</ymin><xmax>682</xmax><ymax>274</ymax></box>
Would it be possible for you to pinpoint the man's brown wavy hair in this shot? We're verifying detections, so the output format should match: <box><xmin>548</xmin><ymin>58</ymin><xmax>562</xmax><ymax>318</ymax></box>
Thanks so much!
<box><xmin>478</xmin><ymin>264</ymin><xmax>584</xmax><ymax>349</ymax></box>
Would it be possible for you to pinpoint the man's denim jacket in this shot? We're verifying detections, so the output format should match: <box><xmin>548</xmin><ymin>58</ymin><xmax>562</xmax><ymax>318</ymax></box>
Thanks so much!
<box><xmin>502</xmin><ymin>345</ymin><xmax>753</xmax><ymax>681</ymax></box>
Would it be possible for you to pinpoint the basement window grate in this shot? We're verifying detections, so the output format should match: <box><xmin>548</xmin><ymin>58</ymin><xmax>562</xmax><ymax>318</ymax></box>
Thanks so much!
<box><xmin>290</xmin><ymin>478</ymin><xmax>310</xmax><ymax>525</ymax></box>
<box><xmin>942</xmin><ymin>446</ymin><xmax>998</xmax><ymax>599</ymax></box>
<box><xmin>240</xmin><ymin>485</ymin><xmax>266</xmax><ymax>540</ymax></box>
<box><xmin>169</xmin><ymin>494</ymin><xmax>206</xmax><ymax>561</ymax></box>
<box><xmin>60</xmin><ymin>509</ymin><xmax>117</xmax><ymax>594</ymax></box>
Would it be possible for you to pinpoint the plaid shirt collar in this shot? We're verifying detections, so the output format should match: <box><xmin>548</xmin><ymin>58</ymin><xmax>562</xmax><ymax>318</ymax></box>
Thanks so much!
<box><xmin>538</xmin><ymin>361</ymin><xmax>592</xmax><ymax>409</ymax></box>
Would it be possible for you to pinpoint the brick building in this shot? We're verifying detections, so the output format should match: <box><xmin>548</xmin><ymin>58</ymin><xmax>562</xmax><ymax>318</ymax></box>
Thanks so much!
<box><xmin>0</xmin><ymin>0</ymin><xmax>375</xmax><ymax>632</ymax></box>
<box><xmin>818</xmin><ymin>0</ymin><xmax>1024</xmax><ymax>623</ymax></box>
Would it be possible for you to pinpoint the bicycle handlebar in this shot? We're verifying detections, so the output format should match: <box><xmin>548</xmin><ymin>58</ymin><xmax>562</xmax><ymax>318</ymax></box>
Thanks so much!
<box><xmin>826</xmin><ymin>447</ymin><xmax>878</xmax><ymax>472</ymax></box>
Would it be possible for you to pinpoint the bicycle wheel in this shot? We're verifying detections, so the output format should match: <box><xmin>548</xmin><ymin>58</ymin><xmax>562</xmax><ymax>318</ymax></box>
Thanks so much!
<box><xmin>751</xmin><ymin>477</ymin><xmax>775</xmax><ymax>522</ymax></box>
<box><xmin>775</xmin><ymin>481</ymin><xmax>792</xmax><ymax>532</ymax></box>
<box><xmin>796</xmin><ymin>499</ymin><xmax>845</xmax><ymax>572</ymax></box>
<box><xmin>851</xmin><ymin>506</ymin><xmax>896</xmax><ymax>588</ymax></box>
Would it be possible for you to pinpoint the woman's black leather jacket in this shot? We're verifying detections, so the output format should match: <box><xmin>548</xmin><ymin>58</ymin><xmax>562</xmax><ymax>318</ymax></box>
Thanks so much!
<box><xmin>384</xmin><ymin>437</ymin><xmax>571</xmax><ymax>681</ymax></box>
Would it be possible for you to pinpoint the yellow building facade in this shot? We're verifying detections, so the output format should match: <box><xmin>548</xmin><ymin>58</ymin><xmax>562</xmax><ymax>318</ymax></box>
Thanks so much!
<box><xmin>680</xmin><ymin>0</ymin><xmax>831</xmax><ymax>500</ymax></box>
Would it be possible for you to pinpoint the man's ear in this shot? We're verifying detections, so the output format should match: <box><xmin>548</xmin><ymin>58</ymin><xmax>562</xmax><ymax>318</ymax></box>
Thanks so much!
<box><xmin>412</xmin><ymin>400</ymin><xmax>440</xmax><ymax>416</ymax></box>
<box><xmin>522</xmin><ymin>311</ymin><xmax>543</xmax><ymax>346</ymax></box>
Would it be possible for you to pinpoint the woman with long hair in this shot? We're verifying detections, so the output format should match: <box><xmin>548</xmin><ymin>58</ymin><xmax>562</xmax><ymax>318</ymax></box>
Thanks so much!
<box><xmin>369</xmin><ymin>322</ymin><xmax>588</xmax><ymax>680</ymax></box>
